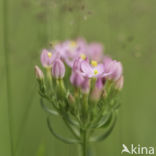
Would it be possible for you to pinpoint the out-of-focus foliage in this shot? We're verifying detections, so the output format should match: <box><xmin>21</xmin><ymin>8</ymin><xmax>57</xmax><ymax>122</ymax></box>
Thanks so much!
<box><xmin>0</xmin><ymin>0</ymin><xmax>156</xmax><ymax>156</ymax></box>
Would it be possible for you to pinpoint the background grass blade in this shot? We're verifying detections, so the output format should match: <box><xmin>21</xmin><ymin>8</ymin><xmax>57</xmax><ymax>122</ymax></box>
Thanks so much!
<box><xmin>2</xmin><ymin>0</ymin><xmax>14</xmax><ymax>155</ymax></box>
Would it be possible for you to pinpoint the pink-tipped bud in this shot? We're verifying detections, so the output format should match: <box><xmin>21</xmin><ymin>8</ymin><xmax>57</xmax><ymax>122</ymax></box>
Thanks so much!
<box><xmin>34</xmin><ymin>65</ymin><xmax>44</xmax><ymax>79</ymax></box>
<box><xmin>40</xmin><ymin>49</ymin><xmax>53</xmax><ymax>68</ymax></box>
<box><xmin>104</xmin><ymin>59</ymin><xmax>123</xmax><ymax>81</ymax></box>
<box><xmin>81</xmin><ymin>77</ymin><xmax>90</xmax><ymax>94</ymax></box>
<box><xmin>115</xmin><ymin>76</ymin><xmax>124</xmax><ymax>90</ymax></box>
<box><xmin>70</xmin><ymin>71</ymin><xmax>84</xmax><ymax>87</ymax></box>
<box><xmin>96</xmin><ymin>78</ymin><xmax>106</xmax><ymax>90</ymax></box>
<box><xmin>52</xmin><ymin>59</ymin><xmax>65</xmax><ymax>79</ymax></box>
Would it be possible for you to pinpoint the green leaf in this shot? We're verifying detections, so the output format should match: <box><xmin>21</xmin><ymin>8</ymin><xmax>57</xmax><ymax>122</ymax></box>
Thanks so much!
<box><xmin>40</xmin><ymin>98</ymin><xmax>59</xmax><ymax>116</ymax></box>
<box><xmin>47</xmin><ymin>116</ymin><xmax>80</xmax><ymax>144</ymax></box>
<box><xmin>100</xmin><ymin>112</ymin><xmax>113</xmax><ymax>128</ymax></box>
<box><xmin>89</xmin><ymin>112</ymin><xmax>117</xmax><ymax>142</ymax></box>
<box><xmin>62</xmin><ymin>115</ymin><xmax>80</xmax><ymax>139</ymax></box>
<box><xmin>91</xmin><ymin>112</ymin><xmax>112</xmax><ymax>129</ymax></box>
<box><xmin>112</xmin><ymin>102</ymin><xmax>121</xmax><ymax>110</ymax></box>
<box><xmin>62</xmin><ymin>112</ymin><xmax>80</xmax><ymax>127</ymax></box>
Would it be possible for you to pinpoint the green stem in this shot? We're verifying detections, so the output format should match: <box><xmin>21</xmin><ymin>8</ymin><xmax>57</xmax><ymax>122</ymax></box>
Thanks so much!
<box><xmin>3</xmin><ymin>0</ymin><xmax>14</xmax><ymax>156</ymax></box>
<box><xmin>82</xmin><ymin>130</ymin><xmax>88</xmax><ymax>156</ymax></box>
<box><xmin>46</xmin><ymin>67</ymin><xmax>52</xmax><ymax>87</ymax></box>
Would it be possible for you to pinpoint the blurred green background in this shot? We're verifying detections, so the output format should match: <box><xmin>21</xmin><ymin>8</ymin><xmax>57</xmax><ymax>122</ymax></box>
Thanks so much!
<box><xmin>0</xmin><ymin>0</ymin><xmax>156</xmax><ymax>155</ymax></box>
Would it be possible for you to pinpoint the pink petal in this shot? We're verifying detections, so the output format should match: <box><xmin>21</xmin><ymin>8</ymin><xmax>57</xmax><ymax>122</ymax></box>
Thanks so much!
<box><xmin>81</xmin><ymin>61</ymin><xmax>92</xmax><ymax>76</ymax></box>
<box><xmin>96</xmin><ymin>64</ymin><xmax>104</xmax><ymax>74</ymax></box>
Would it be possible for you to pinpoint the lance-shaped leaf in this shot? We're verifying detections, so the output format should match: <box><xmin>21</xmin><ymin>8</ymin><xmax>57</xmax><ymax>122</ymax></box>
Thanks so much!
<box><xmin>91</xmin><ymin>112</ymin><xmax>112</xmax><ymax>129</ymax></box>
<box><xmin>62</xmin><ymin>111</ymin><xmax>80</xmax><ymax>127</ymax></box>
<box><xmin>100</xmin><ymin>112</ymin><xmax>113</xmax><ymax>128</ymax></box>
<box><xmin>88</xmin><ymin>104</ymin><xmax>110</xmax><ymax>129</ymax></box>
<box><xmin>62</xmin><ymin>115</ymin><xmax>80</xmax><ymax>139</ymax></box>
<box><xmin>89</xmin><ymin>112</ymin><xmax>117</xmax><ymax>142</ymax></box>
<box><xmin>47</xmin><ymin>116</ymin><xmax>80</xmax><ymax>144</ymax></box>
<box><xmin>40</xmin><ymin>98</ymin><xmax>59</xmax><ymax>116</ymax></box>
<box><xmin>111</xmin><ymin>101</ymin><xmax>121</xmax><ymax>110</ymax></box>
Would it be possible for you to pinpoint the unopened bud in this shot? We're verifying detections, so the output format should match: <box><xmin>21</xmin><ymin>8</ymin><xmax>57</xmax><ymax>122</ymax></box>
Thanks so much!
<box><xmin>81</xmin><ymin>77</ymin><xmax>90</xmax><ymax>94</ymax></box>
<box><xmin>52</xmin><ymin>59</ymin><xmax>65</xmax><ymax>79</ymax></box>
<box><xmin>34</xmin><ymin>65</ymin><xmax>44</xmax><ymax>80</ymax></box>
<box><xmin>115</xmin><ymin>76</ymin><xmax>124</xmax><ymax>90</ymax></box>
<box><xmin>70</xmin><ymin>71</ymin><xmax>84</xmax><ymax>87</ymax></box>
<box><xmin>104</xmin><ymin>59</ymin><xmax>123</xmax><ymax>81</ymax></box>
<box><xmin>40</xmin><ymin>49</ymin><xmax>53</xmax><ymax>68</ymax></box>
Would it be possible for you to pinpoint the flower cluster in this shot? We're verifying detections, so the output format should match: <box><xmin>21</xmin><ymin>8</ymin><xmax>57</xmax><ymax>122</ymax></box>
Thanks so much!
<box><xmin>35</xmin><ymin>38</ymin><xmax>124</xmax><ymax>150</ymax></box>
<box><xmin>37</xmin><ymin>38</ymin><xmax>123</xmax><ymax>91</ymax></box>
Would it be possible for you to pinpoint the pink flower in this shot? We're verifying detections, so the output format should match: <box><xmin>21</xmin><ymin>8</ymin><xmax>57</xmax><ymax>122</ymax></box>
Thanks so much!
<box><xmin>40</xmin><ymin>49</ymin><xmax>54</xmax><ymax>68</ymax></box>
<box><xmin>70</xmin><ymin>57</ymin><xmax>90</xmax><ymax>93</ymax></box>
<box><xmin>87</xmin><ymin>43</ymin><xmax>104</xmax><ymax>62</ymax></box>
<box><xmin>54</xmin><ymin>39</ymin><xmax>87</xmax><ymax>67</ymax></box>
<box><xmin>103</xmin><ymin>56</ymin><xmax>113</xmax><ymax>66</ymax></box>
<box><xmin>70</xmin><ymin>57</ymin><xmax>85</xmax><ymax>87</ymax></box>
<box><xmin>72</xmin><ymin>57</ymin><xmax>89</xmax><ymax>71</ymax></box>
<box><xmin>103</xmin><ymin>58</ymin><xmax>123</xmax><ymax>81</ymax></box>
<box><xmin>80</xmin><ymin>60</ymin><xmax>105</xmax><ymax>78</ymax></box>
<box><xmin>52</xmin><ymin>58</ymin><xmax>65</xmax><ymax>79</ymax></box>
<box><xmin>34</xmin><ymin>65</ymin><xmax>44</xmax><ymax>79</ymax></box>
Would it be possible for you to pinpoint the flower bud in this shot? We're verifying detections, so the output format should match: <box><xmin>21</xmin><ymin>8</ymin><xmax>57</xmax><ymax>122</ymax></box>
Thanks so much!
<box><xmin>70</xmin><ymin>71</ymin><xmax>84</xmax><ymax>87</ymax></box>
<box><xmin>34</xmin><ymin>65</ymin><xmax>44</xmax><ymax>80</ymax></box>
<box><xmin>52</xmin><ymin>58</ymin><xmax>65</xmax><ymax>79</ymax></box>
<box><xmin>104</xmin><ymin>59</ymin><xmax>123</xmax><ymax>81</ymax></box>
<box><xmin>96</xmin><ymin>78</ymin><xmax>106</xmax><ymax>90</ymax></box>
<box><xmin>40</xmin><ymin>49</ymin><xmax>53</xmax><ymax>68</ymax></box>
<box><xmin>73</xmin><ymin>57</ymin><xmax>81</xmax><ymax>71</ymax></box>
<box><xmin>115</xmin><ymin>76</ymin><xmax>124</xmax><ymax>90</ymax></box>
<box><xmin>81</xmin><ymin>77</ymin><xmax>90</xmax><ymax>94</ymax></box>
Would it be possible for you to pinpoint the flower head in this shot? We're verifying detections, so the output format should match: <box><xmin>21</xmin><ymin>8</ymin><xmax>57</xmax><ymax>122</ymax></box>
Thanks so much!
<box><xmin>54</xmin><ymin>39</ymin><xmax>87</xmax><ymax>67</ymax></box>
<box><xmin>87</xmin><ymin>43</ymin><xmax>104</xmax><ymax>62</ymax></box>
<box><xmin>103</xmin><ymin>58</ymin><xmax>123</xmax><ymax>81</ymax></box>
<box><xmin>52</xmin><ymin>58</ymin><xmax>65</xmax><ymax>79</ymax></box>
<box><xmin>40</xmin><ymin>49</ymin><xmax>54</xmax><ymax>68</ymax></box>
<box><xmin>81</xmin><ymin>60</ymin><xmax>105</xmax><ymax>78</ymax></box>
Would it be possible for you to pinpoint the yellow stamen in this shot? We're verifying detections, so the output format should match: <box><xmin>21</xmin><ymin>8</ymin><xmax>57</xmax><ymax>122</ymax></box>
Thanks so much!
<box><xmin>80</xmin><ymin>54</ymin><xmax>86</xmax><ymax>60</ymax></box>
<box><xmin>91</xmin><ymin>60</ymin><xmax>98</xmax><ymax>67</ymax></box>
<box><xmin>48</xmin><ymin>52</ymin><xmax>52</xmax><ymax>58</ymax></box>
<box><xmin>70</xmin><ymin>41</ymin><xmax>77</xmax><ymax>48</ymax></box>
<box><xmin>94</xmin><ymin>69</ymin><xmax>98</xmax><ymax>75</ymax></box>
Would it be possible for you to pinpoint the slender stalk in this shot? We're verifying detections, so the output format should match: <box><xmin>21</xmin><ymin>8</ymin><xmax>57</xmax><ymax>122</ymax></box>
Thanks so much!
<box><xmin>46</xmin><ymin>67</ymin><xmax>53</xmax><ymax>89</ymax></box>
<box><xmin>3</xmin><ymin>0</ymin><xmax>14</xmax><ymax>156</ymax></box>
<box><xmin>82</xmin><ymin>130</ymin><xmax>88</xmax><ymax>156</ymax></box>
